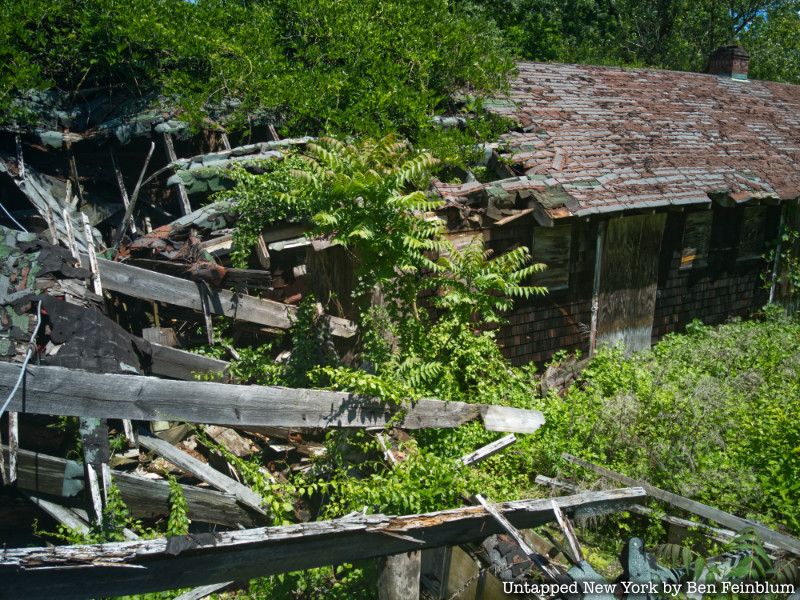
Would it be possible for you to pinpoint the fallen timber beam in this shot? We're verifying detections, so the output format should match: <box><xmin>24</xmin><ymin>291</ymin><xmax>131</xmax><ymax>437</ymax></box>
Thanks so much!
<box><xmin>562</xmin><ymin>454</ymin><xmax>800</xmax><ymax>556</ymax></box>
<box><xmin>0</xmin><ymin>488</ymin><xmax>646</xmax><ymax>600</ymax></box>
<box><xmin>81</xmin><ymin>255</ymin><xmax>357</xmax><ymax>339</ymax></box>
<box><xmin>534</xmin><ymin>474</ymin><xmax>781</xmax><ymax>553</ymax></box>
<box><xmin>4</xmin><ymin>446</ymin><xmax>262</xmax><ymax>528</ymax></box>
<box><xmin>138</xmin><ymin>435</ymin><xmax>266</xmax><ymax>515</ymax></box>
<box><xmin>149</xmin><ymin>342</ymin><xmax>229</xmax><ymax>381</ymax></box>
<box><xmin>1</xmin><ymin>363</ymin><xmax>546</xmax><ymax>433</ymax></box>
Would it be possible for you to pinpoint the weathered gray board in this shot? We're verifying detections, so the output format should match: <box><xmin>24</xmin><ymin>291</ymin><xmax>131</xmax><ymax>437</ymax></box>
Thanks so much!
<box><xmin>149</xmin><ymin>343</ymin><xmax>229</xmax><ymax>381</ymax></box>
<box><xmin>0</xmin><ymin>488</ymin><xmax>645</xmax><ymax>599</ymax></box>
<box><xmin>595</xmin><ymin>213</ymin><xmax>666</xmax><ymax>352</ymax></box>
<box><xmin>562</xmin><ymin>454</ymin><xmax>800</xmax><ymax>557</ymax></box>
<box><xmin>83</xmin><ymin>256</ymin><xmax>357</xmax><ymax>338</ymax></box>
<box><xmin>4</xmin><ymin>446</ymin><xmax>261</xmax><ymax>528</ymax></box>
<box><xmin>0</xmin><ymin>363</ymin><xmax>545</xmax><ymax>433</ymax></box>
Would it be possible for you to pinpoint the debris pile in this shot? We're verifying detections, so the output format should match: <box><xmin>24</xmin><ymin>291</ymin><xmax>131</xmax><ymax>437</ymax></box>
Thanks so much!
<box><xmin>0</xmin><ymin>101</ymin><xmax>797</xmax><ymax>600</ymax></box>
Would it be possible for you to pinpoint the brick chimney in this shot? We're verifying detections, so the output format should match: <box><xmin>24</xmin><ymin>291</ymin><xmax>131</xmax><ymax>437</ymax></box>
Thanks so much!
<box><xmin>707</xmin><ymin>45</ymin><xmax>749</xmax><ymax>80</ymax></box>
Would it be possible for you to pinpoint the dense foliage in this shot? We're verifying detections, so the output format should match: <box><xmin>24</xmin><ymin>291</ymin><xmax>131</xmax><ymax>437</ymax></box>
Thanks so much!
<box><xmin>212</xmin><ymin>135</ymin><xmax>800</xmax><ymax>597</ymax></box>
<box><xmin>463</xmin><ymin>0</ymin><xmax>800</xmax><ymax>82</ymax></box>
<box><xmin>536</xmin><ymin>312</ymin><xmax>800</xmax><ymax>534</ymax></box>
<box><xmin>3</xmin><ymin>0</ymin><xmax>798</xmax><ymax>139</ymax></box>
<box><xmin>0</xmin><ymin>0</ymin><xmax>511</xmax><ymax>135</ymax></box>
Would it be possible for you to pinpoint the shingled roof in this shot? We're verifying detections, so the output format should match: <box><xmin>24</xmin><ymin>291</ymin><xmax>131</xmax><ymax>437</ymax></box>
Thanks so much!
<box><xmin>439</xmin><ymin>61</ymin><xmax>800</xmax><ymax>222</ymax></box>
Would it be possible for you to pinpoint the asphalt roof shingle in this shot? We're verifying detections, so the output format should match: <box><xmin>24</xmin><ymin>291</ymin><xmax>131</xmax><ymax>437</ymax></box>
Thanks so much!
<box><xmin>481</xmin><ymin>61</ymin><xmax>800</xmax><ymax>218</ymax></box>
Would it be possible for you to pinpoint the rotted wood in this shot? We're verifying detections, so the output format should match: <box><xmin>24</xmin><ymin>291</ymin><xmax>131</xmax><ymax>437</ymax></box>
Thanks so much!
<box><xmin>148</xmin><ymin>343</ymin><xmax>229</xmax><ymax>381</ymax></box>
<box><xmin>0</xmin><ymin>488</ymin><xmax>646</xmax><ymax>600</ymax></box>
<box><xmin>111</xmin><ymin>149</ymin><xmax>136</xmax><ymax>235</ymax></box>
<box><xmin>79</xmin><ymin>418</ymin><xmax>110</xmax><ymax>523</ymax></box>
<box><xmin>21</xmin><ymin>490</ymin><xmax>90</xmax><ymax>534</ymax></box>
<box><xmin>4</xmin><ymin>446</ymin><xmax>262</xmax><ymax>528</ymax></box>
<box><xmin>1</xmin><ymin>363</ymin><xmax>546</xmax><ymax>434</ymax></box>
<box><xmin>474</xmin><ymin>494</ymin><xmax>563</xmax><ymax>583</ymax></box>
<box><xmin>7</xmin><ymin>412</ymin><xmax>17</xmax><ymax>484</ymax></box>
<box><xmin>534</xmin><ymin>474</ymin><xmax>780</xmax><ymax>553</ymax></box>
<box><xmin>460</xmin><ymin>434</ymin><xmax>516</xmax><ymax>466</ymax></box>
<box><xmin>84</xmin><ymin>256</ymin><xmax>357</xmax><ymax>338</ymax></box>
<box><xmin>137</xmin><ymin>435</ymin><xmax>265</xmax><ymax>515</ymax></box>
<box><xmin>173</xmin><ymin>582</ymin><xmax>235</xmax><ymax>600</ymax></box>
<box><xmin>562</xmin><ymin>454</ymin><xmax>800</xmax><ymax>556</ymax></box>
<box><xmin>162</xmin><ymin>132</ymin><xmax>192</xmax><ymax>216</ymax></box>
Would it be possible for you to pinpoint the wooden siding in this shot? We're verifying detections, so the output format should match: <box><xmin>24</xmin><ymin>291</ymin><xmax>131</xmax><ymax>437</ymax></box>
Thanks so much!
<box><xmin>595</xmin><ymin>213</ymin><xmax>666</xmax><ymax>353</ymax></box>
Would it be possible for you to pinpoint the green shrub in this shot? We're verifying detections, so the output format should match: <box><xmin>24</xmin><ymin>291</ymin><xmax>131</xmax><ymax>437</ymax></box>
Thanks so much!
<box><xmin>0</xmin><ymin>0</ymin><xmax>512</xmax><ymax>136</ymax></box>
<box><xmin>533</xmin><ymin>314</ymin><xmax>800</xmax><ymax>534</ymax></box>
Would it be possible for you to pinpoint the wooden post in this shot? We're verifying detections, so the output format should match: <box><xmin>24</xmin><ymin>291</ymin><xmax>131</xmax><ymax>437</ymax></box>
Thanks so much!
<box><xmin>7</xmin><ymin>411</ymin><xmax>17</xmax><ymax>484</ymax></box>
<box><xmin>114</xmin><ymin>142</ymin><xmax>155</xmax><ymax>248</ymax></box>
<box><xmin>44</xmin><ymin>207</ymin><xmax>58</xmax><ymax>245</ymax></box>
<box><xmin>162</xmin><ymin>132</ymin><xmax>192</xmax><ymax>215</ymax></box>
<box><xmin>79</xmin><ymin>417</ymin><xmax>110</xmax><ymax>524</ymax></box>
<box><xmin>379</xmin><ymin>552</ymin><xmax>421</xmax><ymax>600</ymax></box>
<box><xmin>80</xmin><ymin>213</ymin><xmax>102</xmax><ymax>296</ymax></box>
<box><xmin>589</xmin><ymin>219</ymin><xmax>606</xmax><ymax>355</ymax></box>
<box><xmin>15</xmin><ymin>133</ymin><xmax>25</xmax><ymax>180</ymax></box>
<box><xmin>110</xmin><ymin>150</ymin><xmax>136</xmax><ymax>234</ymax></box>
<box><xmin>62</xmin><ymin>208</ymin><xmax>78</xmax><ymax>259</ymax></box>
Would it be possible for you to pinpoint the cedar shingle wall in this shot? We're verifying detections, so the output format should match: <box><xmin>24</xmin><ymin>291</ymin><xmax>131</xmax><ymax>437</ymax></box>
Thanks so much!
<box><xmin>490</xmin><ymin>219</ymin><xmax>594</xmax><ymax>365</ymax></box>
<box><xmin>651</xmin><ymin>208</ymin><xmax>777</xmax><ymax>342</ymax></box>
<box><xmin>490</xmin><ymin>207</ymin><xmax>778</xmax><ymax>366</ymax></box>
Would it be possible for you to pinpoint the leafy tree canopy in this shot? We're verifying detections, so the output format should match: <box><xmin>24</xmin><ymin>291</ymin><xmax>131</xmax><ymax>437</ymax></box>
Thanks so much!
<box><xmin>462</xmin><ymin>0</ymin><xmax>800</xmax><ymax>82</ymax></box>
<box><xmin>0</xmin><ymin>0</ymin><xmax>512</xmax><ymax>136</ymax></box>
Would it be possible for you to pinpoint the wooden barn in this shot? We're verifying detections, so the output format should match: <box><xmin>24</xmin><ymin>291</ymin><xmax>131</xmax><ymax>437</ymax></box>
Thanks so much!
<box><xmin>435</xmin><ymin>46</ymin><xmax>800</xmax><ymax>364</ymax></box>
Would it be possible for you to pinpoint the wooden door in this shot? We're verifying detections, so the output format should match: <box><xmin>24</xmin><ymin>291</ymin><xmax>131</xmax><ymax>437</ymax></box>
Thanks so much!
<box><xmin>595</xmin><ymin>213</ymin><xmax>666</xmax><ymax>353</ymax></box>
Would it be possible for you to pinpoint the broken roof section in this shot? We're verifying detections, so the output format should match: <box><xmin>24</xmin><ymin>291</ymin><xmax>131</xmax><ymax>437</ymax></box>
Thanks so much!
<box><xmin>440</xmin><ymin>62</ymin><xmax>800</xmax><ymax>223</ymax></box>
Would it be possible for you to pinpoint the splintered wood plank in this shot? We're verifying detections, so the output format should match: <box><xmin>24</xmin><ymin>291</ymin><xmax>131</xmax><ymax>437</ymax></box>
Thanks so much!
<box><xmin>148</xmin><ymin>343</ymin><xmax>229</xmax><ymax>381</ymax></box>
<box><xmin>162</xmin><ymin>132</ymin><xmax>192</xmax><ymax>215</ymax></box>
<box><xmin>20</xmin><ymin>491</ymin><xmax>90</xmax><ymax>534</ymax></box>
<box><xmin>460</xmin><ymin>434</ymin><xmax>516</xmax><ymax>466</ymax></box>
<box><xmin>0</xmin><ymin>488</ymin><xmax>646</xmax><ymax>599</ymax></box>
<box><xmin>86</xmin><ymin>256</ymin><xmax>357</xmax><ymax>338</ymax></box>
<box><xmin>138</xmin><ymin>435</ymin><xmax>265</xmax><ymax>515</ymax></box>
<box><xmin>5</xmin><ymin>446</ymin><xmax>261</xmax><ymax>528</ymax></box>
<box><xmin>0</xmin><ymin>364</ymin><xmax>546</xmax><ymax>434</ymax></box>
<box><xmin>474</xmin><ymin>494</ymin><xmax>562</xmax><ymax>582</ymax></box>
<box><xmin>533</xmin><ymin>474</ymin><xmax>780</xmax><ymax>553</ymax></box>
<box><xmin>173</xmin><ymin>582</ymin><xmax>234</xmax><ymax>600</ymax></box>
<box><xmin>562</xmin><ymin>454</ymin><xmax>800</xmax><ymax>556</ymax></box>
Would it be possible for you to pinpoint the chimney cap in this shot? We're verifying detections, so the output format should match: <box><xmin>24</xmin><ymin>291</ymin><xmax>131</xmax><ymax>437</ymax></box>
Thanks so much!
<box><xmin>707</xmin><ymin>45</ymin><xmax>750</xmax><ymax>80</ymax></box>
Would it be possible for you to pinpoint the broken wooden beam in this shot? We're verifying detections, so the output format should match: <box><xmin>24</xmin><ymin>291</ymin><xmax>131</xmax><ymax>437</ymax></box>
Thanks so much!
<box><xmin>1</xmin><ymin>363</ymin><xmax>546</xmax><ymax>434</ymax></box>
<box><xmin>561</xmin><ymin>454</ymin><xmax>800</xmax><ymax>556</ymax></box>
<box><xmin>173</xmin><ymin>582</ymin><xmax>236</xmax><ymax>600</ymax></box>
<box><xmin>5</xmin><ymin>446</ymin><xmax>262</xmax><ymax>528</ymax></box>
<box><xmin>138</xmin><ymin>435</ymin><xmax>265</xmax><ymax>515</ymax></box>
<box><xmin>0</xmin><ymin>487</ymin><xmax>646</xmax><ymax>599</ymax></box>
<box><xmin>148</xmin><ymin>342</ymin><xmax>229</xmax><ymax>381</ymax></box>
<box><xmin>534</xmin><ymin>474</ymin><xmax>781</xmax><ymax>553</ymax></box>
<box><xmin>20</xmin><ymin>490</ymin><xmax>91</xmax><ymax>535</ymax></box>
<box><xmin>460</xmin><ymin>434</ymin><xmax>516</xmax><ymax>466</ymax></box>
<box><xmin>83</xmin><ymin>256</ymin><xmax>357</xmax><ymax>338</ymax></box>
<box><xmin>474</xmin><ymin>494</ymin><xmax>562</xmax><ymax>582</ymax></box>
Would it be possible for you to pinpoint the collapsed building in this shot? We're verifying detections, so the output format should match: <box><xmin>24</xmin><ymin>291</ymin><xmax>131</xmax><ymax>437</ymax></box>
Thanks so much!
<box><xmin>0</xmin><ymin>47</ymin><xmax>799</xmax><ymax>599</ymax></box>
<box><xmin>438</xmin><ymin>46</ymin><xmax>800</xmax><ymax>363</ymax></box>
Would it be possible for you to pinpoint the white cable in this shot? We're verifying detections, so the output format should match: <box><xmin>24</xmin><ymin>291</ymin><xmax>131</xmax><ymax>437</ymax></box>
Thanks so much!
<box><xmin>0</xmin><ymin>300</ymin><xmax>42</xmax><ymax>417</ymax></box>
<box><xmin>0</xmin><ymin>199</ymin><xmax>28</xmax><ymax>233</ymax></box>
